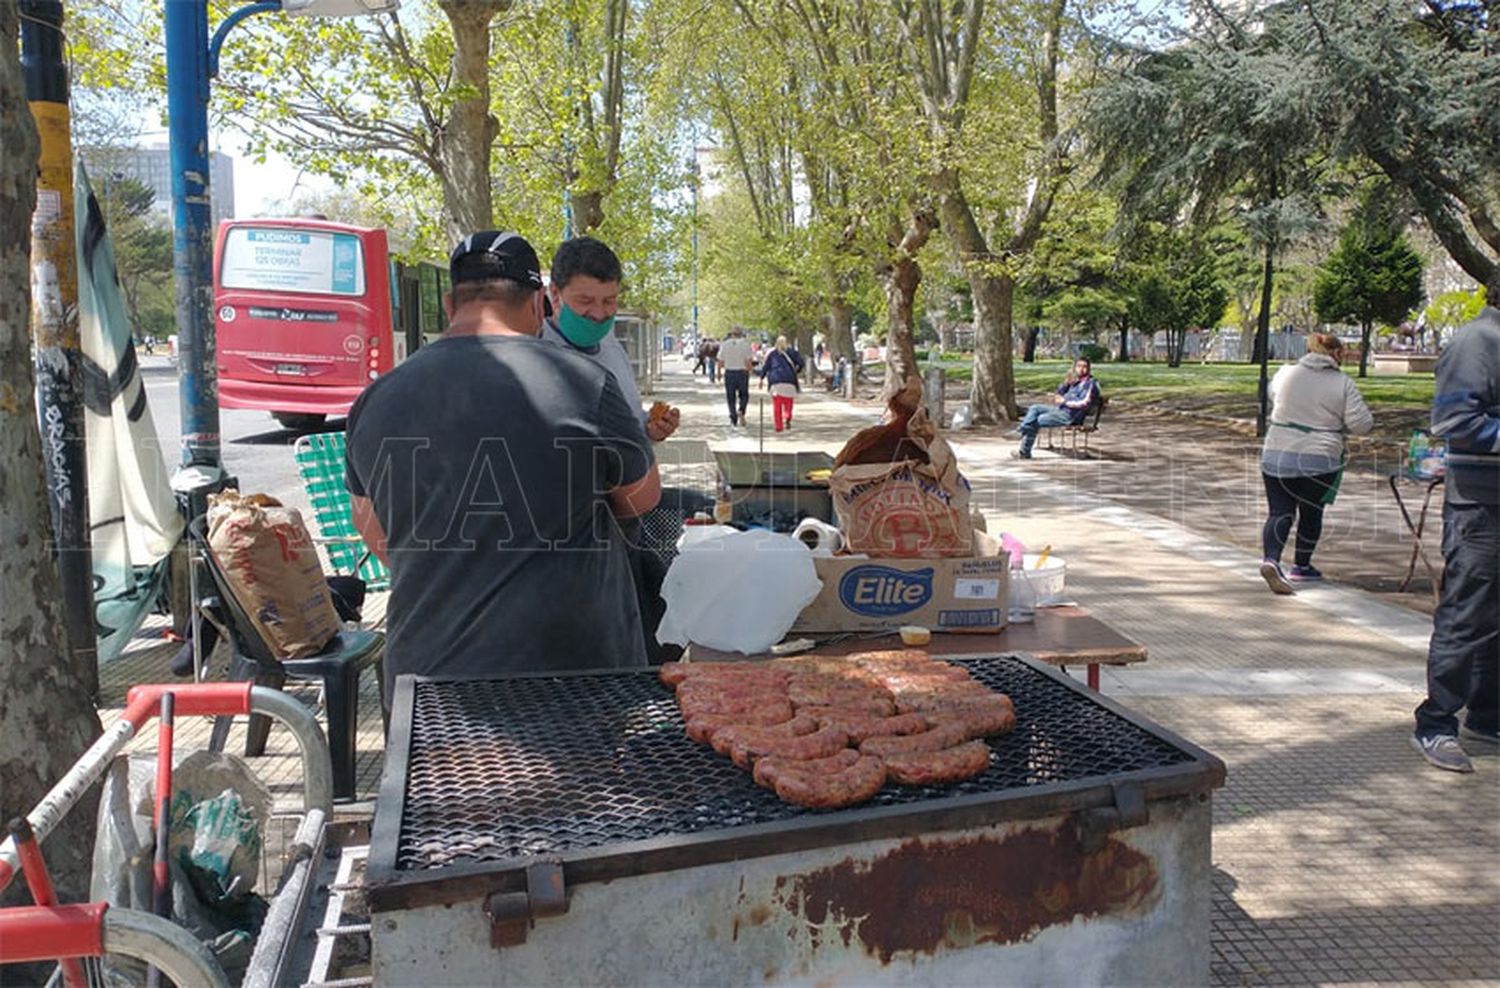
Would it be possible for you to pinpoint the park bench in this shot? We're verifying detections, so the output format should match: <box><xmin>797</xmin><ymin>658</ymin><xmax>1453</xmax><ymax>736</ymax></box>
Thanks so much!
<box><xmin>1043</xmin><ymin>394</ymin><xmax>1108</xmax><ymax>456</ymax></box>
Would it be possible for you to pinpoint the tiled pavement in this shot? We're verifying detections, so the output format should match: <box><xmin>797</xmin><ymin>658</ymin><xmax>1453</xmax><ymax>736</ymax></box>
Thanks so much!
<box><xmin>94</xmin><ymin>359</ymin><xmax>1497</xmax><ymax>984</ymax></box>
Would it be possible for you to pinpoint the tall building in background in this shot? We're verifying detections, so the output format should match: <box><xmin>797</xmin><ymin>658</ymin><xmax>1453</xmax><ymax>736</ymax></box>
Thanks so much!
<box><xmin>79</xmin><ymin>144</ymin><xmax>236</xmax><ymax>229</ymax></box>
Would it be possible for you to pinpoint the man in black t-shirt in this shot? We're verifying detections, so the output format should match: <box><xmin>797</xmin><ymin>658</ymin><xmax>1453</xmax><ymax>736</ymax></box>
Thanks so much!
<box><xmin>345</xmin><ymin>231</ymin><xmax>661</xmax><ymax>703</ymax></box>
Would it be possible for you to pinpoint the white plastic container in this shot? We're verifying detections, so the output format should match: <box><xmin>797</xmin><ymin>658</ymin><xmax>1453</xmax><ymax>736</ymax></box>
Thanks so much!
<box><xmin>1011</xmin><ymin>554</ymin><xmax>1067</xmax><ymax>609</ymax></box>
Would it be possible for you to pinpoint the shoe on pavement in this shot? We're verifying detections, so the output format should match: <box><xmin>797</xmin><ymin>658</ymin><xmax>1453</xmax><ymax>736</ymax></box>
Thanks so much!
<box><xmin>1460</xmin><ymin>722</ymin><xmax>1500</xmax><ymax>746</ymax></box>
<box><xmin>1287</xmin><ymin>564</ymin><xmax>1324</xmax><ymax>583</ymax></box>
<box><xmin>1259</xmin><ymin>560</ymin><xmax>1296</xmax><ymax>595</ymax></box>
<box><xmin>1010</xmin><ymin>450</ymin><xmax>1032</xmax><ymax>460</ymax></box>
<box><xmin>1411</xmin><ymin>733</ymin><xmax>1474</xmax><ymax>773</ymax></box>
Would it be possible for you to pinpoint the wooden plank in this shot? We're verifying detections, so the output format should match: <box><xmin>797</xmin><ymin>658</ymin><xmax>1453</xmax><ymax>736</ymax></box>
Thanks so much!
<box><xmin>688</xmin><ymin>606</ymin><xmax>1148</xmax><ymax>669</ymax></box>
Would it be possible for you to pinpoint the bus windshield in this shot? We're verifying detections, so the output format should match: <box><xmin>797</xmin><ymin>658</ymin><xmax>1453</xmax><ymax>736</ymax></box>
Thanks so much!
<box><xmin>220</xmin><ymin>225</ymin><xmax>367</xmax><ymax>297</ymax></box>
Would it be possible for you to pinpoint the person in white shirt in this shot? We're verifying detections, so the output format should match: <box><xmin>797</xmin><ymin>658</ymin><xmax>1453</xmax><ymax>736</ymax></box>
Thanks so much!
<box><xmin>1257</xmin><ymin>333</ymin><xmax>1373</xmax><ymax>594</ymax></box>
<box><xmin>717</xmin><ymin>328</ymin><xmax>754</xmax><ymax>426</ymax></box>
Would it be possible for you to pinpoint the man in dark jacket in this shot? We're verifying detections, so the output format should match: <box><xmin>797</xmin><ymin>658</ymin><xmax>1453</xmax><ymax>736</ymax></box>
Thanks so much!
<box><xmin>1411</xmin><ymin>268</ymin><xmax>1500</xmax><ymax>773</ymax></box>
<box><xmin>1011</xmin><ymin>358</ymin><xmax>1101</xmax><ymax>459</ymax></box>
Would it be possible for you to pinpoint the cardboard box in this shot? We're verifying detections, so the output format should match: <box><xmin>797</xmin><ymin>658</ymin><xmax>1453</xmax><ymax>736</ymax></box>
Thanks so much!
<box><xmin>790</xmin><ymin>551</ymin><xmax>1009</xmax><ymax>634</ymax></box>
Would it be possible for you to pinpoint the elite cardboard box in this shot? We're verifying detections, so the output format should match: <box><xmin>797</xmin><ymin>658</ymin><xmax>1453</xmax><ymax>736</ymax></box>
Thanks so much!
<box><xmin>790</xmin><ymin>539</ymin><xmax>1009</xmax><ymax>634</ymax></box>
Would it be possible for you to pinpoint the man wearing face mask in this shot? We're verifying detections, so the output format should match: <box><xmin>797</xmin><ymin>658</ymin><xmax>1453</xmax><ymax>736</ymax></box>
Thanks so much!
<box><xmin>345</xmin><ymin>231</ymin><xmax>660</xmax><ymax>704</ymax></box>
<box><xmin>542</xmin><ymin>236</ymin><xmax>680</xmax><ymax>441</ymax></box>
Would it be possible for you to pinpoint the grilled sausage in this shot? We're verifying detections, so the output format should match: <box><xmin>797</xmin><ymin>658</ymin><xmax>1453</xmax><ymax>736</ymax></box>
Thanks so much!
<box><xmin>727</xmin><ymin>726</ymin><xmax>849</xmax><ymax>769</ymax></box>
<box><xmin>751</xmin><ymin>748</ymin><xmax>861</xmax><ymax>790</ymax></box>
<box><xmin>882</xmin><ymin>741</ymin><xmax>992</xmax><ymax>786</ymax></box>
<box><xmin>683</xmin><ymin>706</ymin><xmax>798</xmax><ymax>744</ymax></box>
<box><xmin>923</xmin><ymin>699</ymin><xmax>1017</xmax><ymax>738</ymax></box>
<box><xmin>803</xmin><ymin>709</ymin><xmax>930</xmax><ymax>744</ymax></box>
<box><xmin>677</xmin><ymin>692</ymin><xmax>792</xmax><ymax>717</ymax></box>
<box><xmin>788</xmin><ymin>685</ymin><xmax>896</xmax><ymax>716</ymax></box>
<box><xmin>708</xmin><ymin>715</ymin><xmax>819</xmax><ymax>755</ymax></box>
<box><xmin>894</xmin><ymin>688</ymin><xmax>1010</xmax><ymax>715</ymax></box>
<box><xmin>773</xmin><ymin>755</ymin><xmax>888</xmax><ymax>809</ymax></box>
<box><xmin>858</xmin><ymin>721</ymin><xmax>973</xmax><ymax>757</ymax></box>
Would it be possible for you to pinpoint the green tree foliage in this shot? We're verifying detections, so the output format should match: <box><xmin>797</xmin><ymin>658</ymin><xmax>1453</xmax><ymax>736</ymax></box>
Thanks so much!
<box><xmin>1313</xmin><ymin>183</ymin><xmax>1426</xmax><ymax>377</ymax></box>
<box><xmin>1127</xmin><ymin>229</ymin><xmax>1229</xmax><ymax>368</ymax></box>
<box><xmin>94</xmin><ymin>176</ymin><xmax>174</xmax><ymax>339</ymax></box>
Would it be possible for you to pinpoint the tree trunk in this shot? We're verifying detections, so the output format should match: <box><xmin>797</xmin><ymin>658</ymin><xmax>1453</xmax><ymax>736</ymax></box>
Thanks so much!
<box><xmin>970</xmin><ymin>274</ymin><xmax>1019</xmax><ymax>423</ymax></box>
<box><xmin>1023</xmin><ymin>325</ymin><xmax>1040</xmax><ymax>363</ymax></box>
<box><xmin>435</xmin><ymin>1</ymin><xmax>505</xmax><ymax>239</ymax></box>
<box><xmin>877</xmin><ymin>210</ymin><xmax>932</xmax><ymax>401</ymax></box>
<box><xmin>1167</xmin><ymin>328</ymin><xmax>1185</xmax><ymax>368</ymax></box>
<box><xmin>877</xmin><ymin>253</ymin><xmax>922</xmax><ymax>401</ymax></box>
<box><xmin>1118</xmin><ymin>315</ymin><xmax>1131</xmax><ymax>362</ymax></box>
<box><xmin>1255</xmin><ymin>240</ymin><xmax>1275</xmax><ymax>437</ymax></box>
<box><xmin>937</xmin><ymin>183</ymin><xmax>1019</xmax><ymax>424</ymax></box>
<box><xmin>826</xmin><ymin>293</ymin><xmax>853</xmax><ymax>361</ymax></box>
<box><xmin>572</xmin><ymin>190</ymin><xmax>605</xmax><ymax>234</ymax></box>
<box><xmin>1</xmin><ymin>0</ymin><xmax>104</xmax><ymax>933</ymax></box>
<box><xmin>1358</xmin><ymin>321</ymin><xmax>1371</xmax><ymax>378</ymax></box>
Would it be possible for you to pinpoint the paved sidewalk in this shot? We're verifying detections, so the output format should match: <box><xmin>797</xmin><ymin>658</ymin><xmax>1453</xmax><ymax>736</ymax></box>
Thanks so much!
<box><xmin>97</xmin><ymin>357</ymin><xmax>1497</xmax><ymax>984</ymax></box>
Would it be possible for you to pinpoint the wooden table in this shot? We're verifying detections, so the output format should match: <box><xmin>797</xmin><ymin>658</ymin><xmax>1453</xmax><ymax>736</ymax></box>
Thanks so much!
<box><xmin>689</xmin><ymin>605</ymin><xmax>1147</xmax><ymax>690</ymax></box>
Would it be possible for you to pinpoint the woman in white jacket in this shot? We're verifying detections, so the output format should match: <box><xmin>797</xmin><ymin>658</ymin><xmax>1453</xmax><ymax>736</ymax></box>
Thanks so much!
<box><xmin>1259</xmin><ymin>333</ymin><xmax>1375</xmax><ymax>594</ymax></box>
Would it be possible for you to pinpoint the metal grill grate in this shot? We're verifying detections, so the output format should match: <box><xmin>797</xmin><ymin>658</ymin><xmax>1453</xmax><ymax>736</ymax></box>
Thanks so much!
<box><xmin>394</xmin><ymin>658</ymin><xmax>1193</xmax><ymax>871</ymax></box>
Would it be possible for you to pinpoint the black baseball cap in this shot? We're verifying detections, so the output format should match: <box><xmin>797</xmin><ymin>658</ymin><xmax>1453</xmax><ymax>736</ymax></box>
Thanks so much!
<box><xmin>448</xmin><ymin>230</ymin><xmax>544</xmax><ymax>288</ymax></box>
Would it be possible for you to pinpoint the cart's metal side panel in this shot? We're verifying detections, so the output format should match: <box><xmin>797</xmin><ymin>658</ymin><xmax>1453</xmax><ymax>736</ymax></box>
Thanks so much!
<box><xmin>372</xmin><ymin>794</ymin><xmax>1212</xmax><ymax>987</ymax></box>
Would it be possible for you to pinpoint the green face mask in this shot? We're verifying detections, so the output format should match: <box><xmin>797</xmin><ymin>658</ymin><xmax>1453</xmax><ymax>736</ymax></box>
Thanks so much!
<box><xmin>556</xmin><ymin>303</ymin><xmax>615</xmax><ymax>347</ymax></box>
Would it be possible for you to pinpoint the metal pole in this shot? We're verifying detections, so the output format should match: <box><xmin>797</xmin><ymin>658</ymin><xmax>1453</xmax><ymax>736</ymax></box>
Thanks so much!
<box><xmin>145</xmin><ymin>691</ymin><xmax>175</xmax><ymax>988</ymax></box>
<box><xmin>165</xmin><ymin>0</ymin><xmax>224</xmax><ymax>477</ymax></box>
<box><xmin>691</xmin><ymin>167</ymin><xmax>699</xmax><ymax>338</ymax></box>
<box><xmin>21</xmin><ymin>0</ymin><xmax>97</xmax><ymax>690</ymax></box>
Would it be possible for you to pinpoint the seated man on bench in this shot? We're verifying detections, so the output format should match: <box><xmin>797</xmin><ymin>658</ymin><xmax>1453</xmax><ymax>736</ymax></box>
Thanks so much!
<box><xmin>1013</xmin><ymin>357</ymin><xmax>1102</xmax><ymax>459</ymax></box>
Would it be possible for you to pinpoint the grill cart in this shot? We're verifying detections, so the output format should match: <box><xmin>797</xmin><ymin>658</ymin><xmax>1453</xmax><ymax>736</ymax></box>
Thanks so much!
<box><xmin>367</xmin><ymin>657</ymin><xmax>1225</xmax><ymax>986</ymax></box>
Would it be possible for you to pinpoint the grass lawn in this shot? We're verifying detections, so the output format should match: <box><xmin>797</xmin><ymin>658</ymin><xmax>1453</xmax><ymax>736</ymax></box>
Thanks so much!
<box><xmin>916</xmin><ymin>357</ymin><xmax>1433</xmax><ymax>437</ymax></box>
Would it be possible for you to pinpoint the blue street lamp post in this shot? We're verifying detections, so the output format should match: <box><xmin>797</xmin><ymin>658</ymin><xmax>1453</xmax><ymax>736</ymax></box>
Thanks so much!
<box><xmin>162</xmin><ymin>0</ymin><xmax>395</xmax><ymax>504</ymax></box>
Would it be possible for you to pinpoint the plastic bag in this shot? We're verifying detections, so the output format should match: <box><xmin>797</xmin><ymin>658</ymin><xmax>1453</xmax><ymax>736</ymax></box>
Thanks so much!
<box><xmin>90</xmin><ymin>750</ymin><xmax>272</xmax><ymax>984</ymax></box>
<box><xmin>656</xmin><ymin>529</ymin><xmax>823</xmax><ymax>654</ymax></box>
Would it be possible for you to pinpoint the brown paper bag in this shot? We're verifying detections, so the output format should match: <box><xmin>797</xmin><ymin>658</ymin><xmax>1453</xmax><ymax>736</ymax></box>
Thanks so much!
<box><xmin>829</xmin><ymin>379</ymin><xmax>973</xmax><ymax>557</ymax></box>
<box><xmin>206</xmin><ymin>490</ymin><xmax>340</xmax><ymax>658</ymax></box>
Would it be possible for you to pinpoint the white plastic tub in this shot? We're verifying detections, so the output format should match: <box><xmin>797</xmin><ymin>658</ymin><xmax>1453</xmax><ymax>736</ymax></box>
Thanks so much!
<box><xmin>1010</xmin><ymin>554</ymin><xmax>1067</xmax><ymax>613</ymax></box>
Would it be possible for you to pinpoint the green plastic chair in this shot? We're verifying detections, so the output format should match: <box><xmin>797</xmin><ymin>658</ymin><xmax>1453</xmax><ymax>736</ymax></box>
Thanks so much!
<box><xmin>293</xmin><ymin>431</ymin><xmax>390</xmax><ymax>590</ymax></box>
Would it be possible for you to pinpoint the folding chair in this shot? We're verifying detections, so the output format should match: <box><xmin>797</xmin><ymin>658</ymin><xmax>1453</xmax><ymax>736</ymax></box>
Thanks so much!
<box><xmin>1388</xmin><ymin>433</ymin><xmax>1446</xmax><ymax>602</ymax></box>
<box><xmin>190</xmin><ymin>516</ymin><xmax>384</xmax><ymax>801</ymax></box>
<box><xmin>293</xmin><ymin>431</ymin><xmax>390</xmax><ymax>590</ymax></box>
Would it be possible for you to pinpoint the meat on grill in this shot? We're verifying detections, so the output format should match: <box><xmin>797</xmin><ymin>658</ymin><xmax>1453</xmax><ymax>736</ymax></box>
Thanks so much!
<box><xmin>707</xmin><ymin>715</ymin><xmax>819</xmax><ymax>756</ymax></box>
<box><xmin>882</xmin><ymin>740</ymin><xmax>992</xmax><ymax>786</ymax></box>
<box><xmin>771</xmin><ymin>754</ymin><xmax>889</xmax><ymax>810</ymax></box>
<box><xmin>664</xmin><ymin>651</ymin><xmax>1014</xmax><ymax>808</ymax></box>
<box><xmin>751</xmin><ymin>748</ymin><xmax>861</xmax><ymax>790</ymax></box>
<box><xmin>859</xmin><ymin>721</ymin><xmax>974</xmax><ymax>757</ymax></box>
<box><xmin>727</xmin><ymin>725</ymin><xmax>850</xmax><ymax>769</ymax></box>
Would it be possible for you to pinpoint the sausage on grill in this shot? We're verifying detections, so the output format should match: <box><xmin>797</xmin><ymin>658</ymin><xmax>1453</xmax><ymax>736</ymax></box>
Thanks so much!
<box><xmin>707</xmin><ymin>715</ymin><xmax>819</xmax><ymax>755</ymax></box>
<box><xmin>803</xmin><ymin>709</ymin><xmax>930</xmax><ymax>744</ymax></box>
<box><xmin>882</xmin><ymin>741</ymin><xmax>992</xmax><ymax>786</ymax></box>
<box><xmin>684</xmin><ymin>706</ymin><xmax>798</xmax><ymax>744</ymax></box>
<box><xmin>859</xmin><ymin>721</ymin><xmax>973</xmax><ymax>757</ymax></box>
<box><xmin>923</xmin><ymin>699</ymin><xmax>1017</xmax><ymax>738</ymax></box>
<box><xmin>751</xmin><ymin>748</ymin><xmax>861</xmax><ymax>790</ymax></box>
<box><xmin>727</xmin><ymin>726</ymin><xmax>849</xmax><ymax>769</ymax></box>
<box><xmin>773</xmin><ymin>755</ymin><xmax>888</xmax><ymax>809</ymax></box>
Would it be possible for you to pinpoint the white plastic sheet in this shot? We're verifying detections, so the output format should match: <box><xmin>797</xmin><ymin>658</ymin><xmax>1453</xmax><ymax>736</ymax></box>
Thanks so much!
<box><xmin>656</xmin><ymin>529</ymin><xmax>823</xmax><ymax>654</ymax></box>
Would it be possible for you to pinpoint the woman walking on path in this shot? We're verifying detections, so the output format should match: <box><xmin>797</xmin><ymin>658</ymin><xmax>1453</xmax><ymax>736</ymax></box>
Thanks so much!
<box><xmin>1258</xmin><ymin>333</ymin><xmax>1374</xmax><ymax>594</ymax></box>
<box><xmin>761</xmin><ymin>335</ymin><xmax>805</xmax><ymax>432</ymax></box>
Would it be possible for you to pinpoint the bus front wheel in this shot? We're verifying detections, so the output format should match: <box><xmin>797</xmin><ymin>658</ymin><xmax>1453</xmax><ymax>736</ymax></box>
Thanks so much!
<box><xmin>273</xmin><ymin>412</ymin><xmax>326</xmax><ymax>431</ymax></box>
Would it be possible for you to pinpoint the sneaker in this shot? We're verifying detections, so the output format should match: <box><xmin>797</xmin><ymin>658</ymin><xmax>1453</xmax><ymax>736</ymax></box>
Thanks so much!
<box><xmin>1411</xmin><ymin>734</ymin><xmax>1474</xmax><ymax>773</ymax></box>
<box><xmin>1287</xmin><ymin>565</ymin><xmax>1323</xmax><ymax>583</ymax></box>
<box><xmin>1010</xmin><ymin>450</ymin><xmax>1032</xmax><ymax>460</ymax></box>
<box><xmin>1259</xmin><ymin>560</ymin><xmax>1296</xmax><ymax>595</ymax></box>
<box><xmin>1460</xmin><ymin>723</ymin><xmax>1500</xmax><ymax>746</ymax></box>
